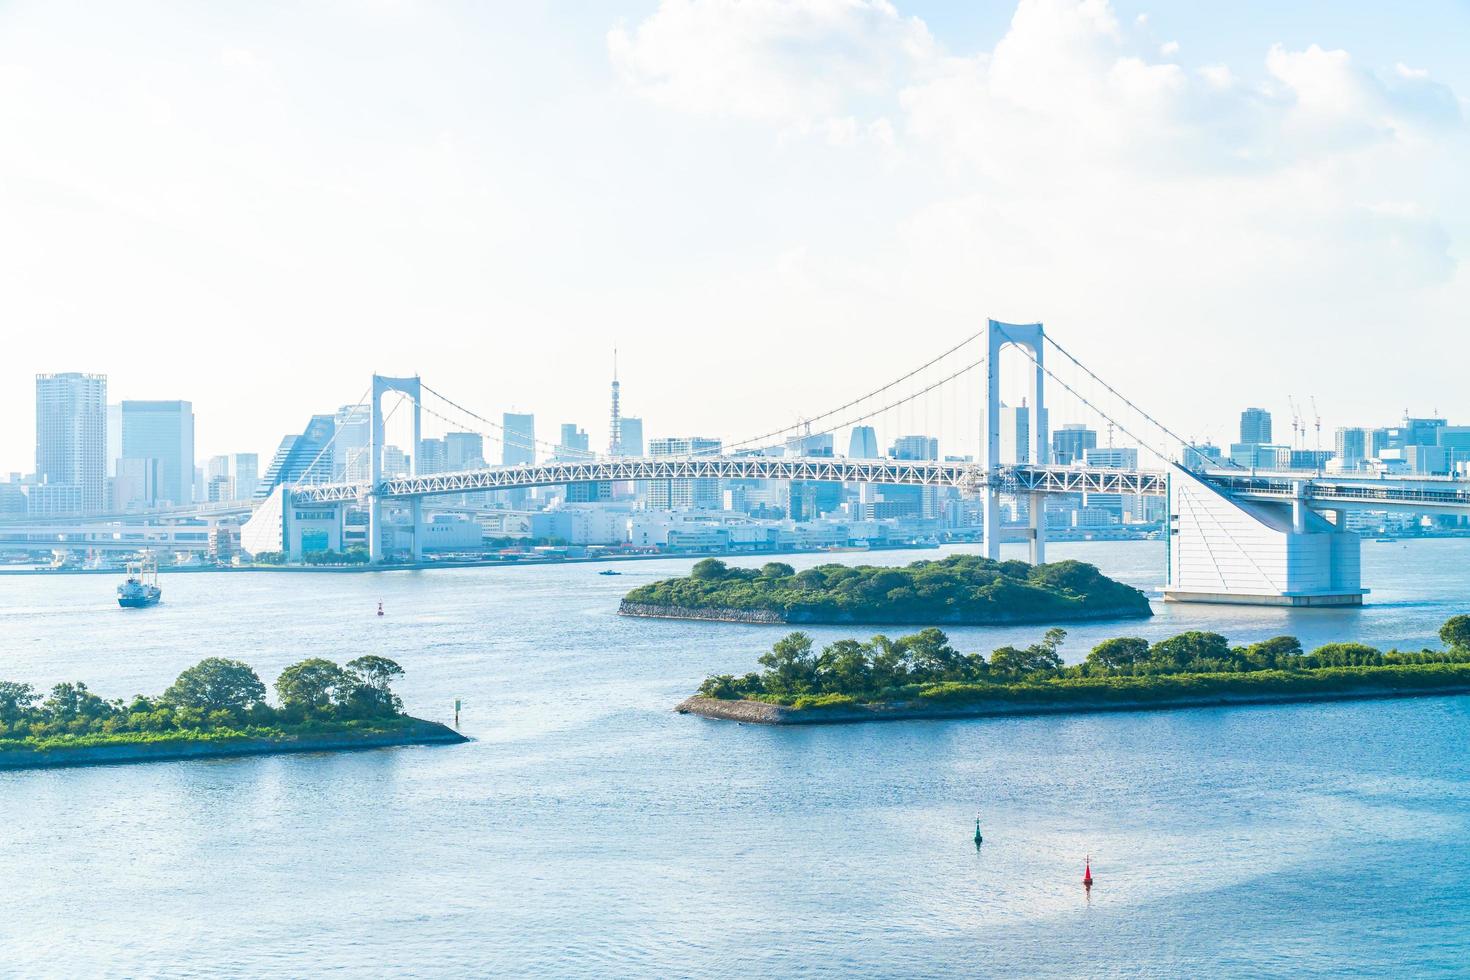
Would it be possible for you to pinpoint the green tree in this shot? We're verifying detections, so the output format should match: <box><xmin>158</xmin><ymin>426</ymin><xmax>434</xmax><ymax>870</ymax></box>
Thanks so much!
<box><xmin>161</xmin><ymin>658</ymin><xmax>268</xmax><ymax>714</ymax></box>
<box><xmin>760</xmin><ymin>562</ymin><xmax>795</xmax><ymax>578</ymax></box>
<box><xmin>690</xmin><ymin>558</ymin><xmax>728</xmax><ymax>580</ymax></box>
<box><xmin>0</xmin><ymin>681</ymin><xmax>39</xmax><ymax>725</ymax></box>
<box><xmin>1242</xmin><ymin>636</ymin><xmax>1303</xmax><ymax>669</ymax></box>
<box><xmin>1440</xmin><ymin>615</ymin><xmax>1470</xmax><ymax>650</ymax></box>
<box><xmin>344</xmin><ymin>656</ymin><xmax>406</xmax><ymax>717</ymax></box>
<box><xmin>817</xmin><ymin>639</ymin><xmax>873</xmax><ymax>694</ymax></box>
<box><xmin>1149</xmin><ymin>631</ymin><xmax>1231</xmax><ymax>670</ymax></box>
<box><xmin>43</xmin><ymin>681</ymin><xmax>112</xmax><ymax>723</ymax></box>
<box><xmin>906</xmin><ymin>628</ymin><xmax>965</xmax><ymax>682</ymax></box>
<box><xmin>758</xmin><ymin>632</ymin><xmax>818</xmax><ymax>697</ymax></box>
<box><xmin>275</xmin><ymin>659</ymin><xmax>351</xmax><ymax>715</ymax></box>
<box><xmin>1087</xmin><ymin>637</ymin><xmax>1149</xmax><ymax>671</ymax></box>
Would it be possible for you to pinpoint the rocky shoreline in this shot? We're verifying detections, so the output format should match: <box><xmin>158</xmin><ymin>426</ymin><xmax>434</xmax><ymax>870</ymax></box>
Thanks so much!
<box><xmin>0</xmin><ymin>717</ymin><xmax>468</xmax><ymax>771</ymax></box>
<box><xmin>619</xmin><ymin>600</ymin><xmax>1151</xmax><ymax>626</ymax></box>
<box><xmin>675</xmin><ymin>686</ymin><xmax>1470</xmax><ymax>726</ymax></box>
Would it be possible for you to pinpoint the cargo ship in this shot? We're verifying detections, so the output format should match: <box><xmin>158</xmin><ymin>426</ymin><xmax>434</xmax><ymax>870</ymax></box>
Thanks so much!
<box><xmin>117</xmin><ymin>556</ymin><xmax>162</xmax><ymax>608</ymax></box>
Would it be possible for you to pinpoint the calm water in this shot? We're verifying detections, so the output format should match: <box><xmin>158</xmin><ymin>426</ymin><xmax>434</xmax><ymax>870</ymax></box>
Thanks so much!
<box><xmin>2</xmin><ymin>540</ymin><xmax>1468</xmax><ymax>977</ymax></box>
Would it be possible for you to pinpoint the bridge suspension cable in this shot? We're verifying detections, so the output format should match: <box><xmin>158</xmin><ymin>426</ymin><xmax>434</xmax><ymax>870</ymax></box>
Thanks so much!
<box><xmin>289</xmin><ymin>384</ymin><xmax>371</xmax><ymax>488</ymax></box>
<box><xmin>419</xmin><ymin>382</ymin><xmax>567</xmax><ymax>457</ymax></box>
<box><xmin>1042</xmin><ymin>334</ymin><xmax>1244</xmax><ymax>469</ymax></box>
<box><xmin>713</xmin><ymin>330</ymin><xmax>982</xmax><ymax>455</ymax></box>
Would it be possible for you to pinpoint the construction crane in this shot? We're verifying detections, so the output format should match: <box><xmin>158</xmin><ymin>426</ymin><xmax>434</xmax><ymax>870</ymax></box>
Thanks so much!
<box><xmin>1288</xmin><ymin>396</ymin><xmax>1303</xmax><ymax>450</ymax></box>
<box><xmin>1310</xmin><ymin>396</ymin><xmax>1323</xmax><ymax>473</ymax></box>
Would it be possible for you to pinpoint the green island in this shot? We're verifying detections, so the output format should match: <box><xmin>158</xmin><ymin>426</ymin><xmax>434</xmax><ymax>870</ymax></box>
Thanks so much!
<box><xmin>620</xmin><ymin>555</ymin><xmax>1152</xmax><ymax>625</ymax></box>
<box><xmin>0</xmin><ymin>655</ymin><xmax>465</xmax><ymax>770</ymax></box>
<box><xmin>677</xmin><ymin>615</ymin><xmax>1470</xmax><ymax>725</ymax></box>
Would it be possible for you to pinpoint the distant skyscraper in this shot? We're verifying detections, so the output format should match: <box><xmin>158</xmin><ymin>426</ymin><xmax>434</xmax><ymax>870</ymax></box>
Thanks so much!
<box><xmin>1082</xmin><ymin>446</ymin><xmax>1139</xmax><ymax>516</ymax></box>
<box><xmin>557</xmin><ymin>424</ymin><xmax>591</xmax><ymax>461</ymax></box>
<box><xmin>232</xmin><ymin>453</ymin><xmax>258</xmax><ymax>501</ymax></box>
<box><xmin>785</xmin><ymin>432</ymin><xmax>839</xmax><ymax>520</ymax></box>
<box><xmin>120</xmin><ymin>400</ymin><xmax>194</xmax><ymax>507</ymax></box>
<box><xmin>649</xmin><ymin>436</ymin><xmax>722</xmax><ymax>509</ymax></box>
<box><xmin>619</xmin><ymin>417</ymin><xmax>644</xmax><ymax>457</ymax></box>
<box><xmin>1240</xmin><ymin>407</ymin><xmax>1272</xmax><ymax>445</ymax></box>
<box><xmin>889</xmin><ymin>435</ymin><xmax>938</xmax><ymax>461</ymax></box>
<box><xmin>333</xmin><ymin>404</ymin><xmax>371</xmax><ymax>482</ymax></box>
<box><xmin>879</xmin><ymin>435</ymin><xmax>939</xmax><ymax>519</ymax></box>
<box><xmin>106</xmin><ymin>403</ymin><xmax>122</xmax><ymax>478</ymax></box>
<box><xmin>418</xmin><ymin>437</ymin><xmax>447</xmax><ymax>475</ymax></box>
<box><xmin>502</xmin><ymin>413</ymin><xmax>535</xmax><ymax>466</ymax></box>
<box><xmin>1335</xmin><ymin>427</ymin><xmax>1369</xmax><ymax>471</ymax></box>
<box><xmin>1051</xmin><ymin>424</ymin><xmax>1097</xmax><ymax>465</ymax></box>
<box><xmin>256</xmin><ymin>415</ymin><xmax>335</xmax><ymax>500</ymax></box>
<box><xmin>35</xmin><ymin>372</ymin><xmax>107</xmax><ymax>514</ymax></box>
<box><xmin>1000</xmin><ymin>402</ymin><xmax>1047</xmax><ymax>464</ymax></box>
<box><xmin>847</xmin><ymin>425</ymin><xmax>878</xmax><ymax>459</ymax></box>
<box><xmin>445</xmin><ymin>432</ymin><xmax>485</xmax><ymax>470</ymax></box>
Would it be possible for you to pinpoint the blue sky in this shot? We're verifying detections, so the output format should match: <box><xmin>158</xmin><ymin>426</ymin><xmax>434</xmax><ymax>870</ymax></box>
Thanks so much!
<box><xmin>2</xmin><ymin>0</ymin><xmax>1467</xmax><ymax>469</ymax></box>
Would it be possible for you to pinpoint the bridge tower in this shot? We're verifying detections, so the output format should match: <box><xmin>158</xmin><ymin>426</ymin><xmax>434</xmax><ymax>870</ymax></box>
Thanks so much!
<box><xmin>980</xmin><ymin>320</ymin><xmax>1049</xmax><ymax>564</ymax></box>
<box><xmin>369</xmin><ymin>375</ymin><xmax>423</xmax><ymax>563</ymax></box>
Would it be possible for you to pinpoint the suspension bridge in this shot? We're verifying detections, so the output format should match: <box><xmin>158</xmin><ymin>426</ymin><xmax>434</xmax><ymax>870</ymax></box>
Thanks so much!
<box><xmin>223</xmin><ymin>318</ymin><xmax>1470</xmax><ymax>606</ymax></box>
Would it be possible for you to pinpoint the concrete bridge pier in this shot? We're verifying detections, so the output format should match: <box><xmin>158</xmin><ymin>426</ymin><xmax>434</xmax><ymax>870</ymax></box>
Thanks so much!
<box><xmin>410</xmin><ymin>497</ymin><xmax>424</xmax><ymax>561</ymax></box>
<box><xmin>1028</xmin><ymin>491</ymin><xmax>1046</xmax><ymax>565</ymax></box>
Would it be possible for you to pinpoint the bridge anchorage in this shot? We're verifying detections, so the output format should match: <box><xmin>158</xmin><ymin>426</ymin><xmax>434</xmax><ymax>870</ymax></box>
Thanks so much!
<box><xmin>235</xmin><ymin>320</ymin><xmax>1470</xmax><ymax>605</ymax></box>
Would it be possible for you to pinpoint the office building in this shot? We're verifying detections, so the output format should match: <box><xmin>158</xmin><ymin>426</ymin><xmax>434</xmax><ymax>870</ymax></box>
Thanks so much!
<box><xmin>557</xmin><ymin>425</ymin><xmax>592</xmax><ymax>461</ymax></box>
<box><xmin>1082</xmin><ymin>447</ymin><xmax>1139</xmax><ymax>517</ymax></box>
<box><xmin>619</xmin><ymin>417</ymin><xmax>644</xmax><ymax>457</ymax></box>
<box><xmin>120</xmin><ymin>400</ymin><xmax>195</xmax><ymax>507</ymax></box>
<box><xmin>1051</xmin><ymin>424</ymin><xmax>1097</xmax><ymax>465</ymax></box>
<box><xmin>256</xmin><ymin>415</ymin><xmax>335</xmax><ymax>500</ymax></box>
<box><xmin>35</xmin><ymin>372</ymin><xmax>108</xmax><ymax>514</ymax></box>
<box><xmin>446</xmin><ymin>432</ymin><xmax>485</xmax><ymax>470</ymax></box>
<box><xmin>502</xmin><ymin>413</ymin><xmax>535</xmax><ymax>466</ymax></box>
<box><xmin>847</xmin><ymin>426</ymin><xmax>879</xmax><ymax>459</ymax></box>
<box><xmin>333</xmin><ymin>404</ymin><xmax>371</xmax><ymax>482</ymax></box>
<box><xmin>1334</xmin><ymin>427</ymin><xmax>1369</xmax><ymax>471</ymax></box>
<box><xmin>1239</xmin><ymin>407</ymin><xmax>1272</xmax><ymax>445</ymax></box>
<box><xmin>1000</xmin><ymin>402</ymin><xmax>1047</xmax><ymax>464</ymax></box>
<box><xmin>648</xmin><ymin>436</ymin><xmax>722</xmax><ymax>510</ymax></box>
<box><xmin>418</xmin><ymin>437</ymin><xmax>447</xmax><ymax>475</ymax></box>
<box><xmin>232</xmin><ymin>453</ymin><xmax>259</xmax><ymax>501</ymax></box>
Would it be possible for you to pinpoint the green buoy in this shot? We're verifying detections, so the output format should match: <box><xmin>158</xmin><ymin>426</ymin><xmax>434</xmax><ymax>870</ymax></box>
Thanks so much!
<box><xmin>973</xmin><ymin>816</ymin><xmax>983</xmax><ymax>847</ymax></box>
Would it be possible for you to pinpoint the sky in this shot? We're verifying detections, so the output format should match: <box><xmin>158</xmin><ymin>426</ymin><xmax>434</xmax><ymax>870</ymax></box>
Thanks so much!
<box><xmin>2</xmin><ymin>0</ymin><xmax>1468</xmax><ymax>471</ymax></box>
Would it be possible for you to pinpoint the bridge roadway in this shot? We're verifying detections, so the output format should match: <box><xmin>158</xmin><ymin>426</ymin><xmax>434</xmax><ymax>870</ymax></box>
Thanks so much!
<box><xmin>286</xmin><ymin>456</ymin><xmax>1470</xmax><ymax>515</ymax></box>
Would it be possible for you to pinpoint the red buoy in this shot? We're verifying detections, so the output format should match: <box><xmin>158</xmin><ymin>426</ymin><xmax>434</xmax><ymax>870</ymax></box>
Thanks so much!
<box><xmin>1082</xmin><ymin>855</ymin><xmax>1093</xmax><ymax>888</ymax></box>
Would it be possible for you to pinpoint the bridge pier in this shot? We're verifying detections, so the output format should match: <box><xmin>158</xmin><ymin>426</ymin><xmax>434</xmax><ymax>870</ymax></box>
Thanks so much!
<box><xmin>982</xmin><ymin>487</ymin><xmax>1001</xmax><ymax>560</ymax></box>
<box><xmin>410</xmin><ymin>497</ymin><xmax>424</xmax><ymax>562</ymax></box>
<box><xmin>1029</xmin><ymin>491</ymin><xmax>1046</xmax><ymax>565</ymax></box>
<box><xmin>368</xmin><ymin>493</ymin><xmax>382</xmax><ymax>563</ymax></box>
<box><xmin>1164</xmin><ymin>466</ymin><xmax>1365</xmax><ymax>606</ymax></box>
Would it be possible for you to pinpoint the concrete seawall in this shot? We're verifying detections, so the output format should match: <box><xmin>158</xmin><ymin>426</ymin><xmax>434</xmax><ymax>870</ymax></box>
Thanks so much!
<box><xmin>620</xmin><ymin>601</ymin><xmax>1151</xmax><ymax>626</ymax></box>
<box><xmin>676</xmin><ymin>687</ymin><xmax>1470</xmax><ymax>726</ymax></box>
<box><xmin>0</xmin><ymin>718</ymin><xmax>468</xmax><ymax>771</ymax></box>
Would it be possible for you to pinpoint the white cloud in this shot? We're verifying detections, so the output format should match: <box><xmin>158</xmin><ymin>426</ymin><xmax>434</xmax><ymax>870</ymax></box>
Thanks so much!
<box><xmin>607</xmin><ymin>0</ymin><xmax>1469</xmax><ymax>433</ymax></box>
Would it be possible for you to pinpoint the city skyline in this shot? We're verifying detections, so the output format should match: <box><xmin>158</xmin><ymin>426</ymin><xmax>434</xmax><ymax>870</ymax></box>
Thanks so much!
<box><xmin>4</xmin><ymin>0</ymin><xmax>1469</xmax><ymax>473</ymax></box>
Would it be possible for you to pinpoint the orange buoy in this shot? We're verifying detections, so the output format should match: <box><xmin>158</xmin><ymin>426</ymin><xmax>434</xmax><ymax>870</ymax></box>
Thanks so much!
<box><xmin>1083</xmin><ymin>855</ymin><xmax>1093</xmax><ymax>888</ymax></box>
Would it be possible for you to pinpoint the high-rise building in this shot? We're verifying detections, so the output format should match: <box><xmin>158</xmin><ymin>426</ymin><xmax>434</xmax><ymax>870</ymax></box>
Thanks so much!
<box><xmin>120</xmin><ymin>400</ymin><xmax>195</xmax><ymax>507</ymax></box>
<box><xmin>1000</xmin><ymin>402</ymin><xmax>1048</xmax><ymax>464</ymax></box>
<box><xmin>418</xmin><ymin>437</ymin><xmax>447</xmax><ymax>475</ymax></box>
<box><xmin>1334</xmin><ymin>427</ymin><xmax>1369</xmax><ymax>471</ymax></box>
<box><xmin>112</xmin><ymin>457</ymin><xmax>159</xmax><ymax>511</ymax></box>
<box><xmin>648</xmin><ymin>436</ymin><xmax>722</xmax><ymax>509</ymax></box>
<box><xmin>619</xmin><ymin>417</ymin><xmax>644</xmax><ymax>457</ymax></box>
<box><xmin>785</xmin><ymin>432</ymin><xmax>839</xmax><ymax>520</ymax></box>
<box><xmin>35</xmin><ymin>372</ymin><xmax>108</xmax><ymax>514</ymax></box>
<box><xmin>875</xmin><ymin>435</ymin><xmax>939</xmax><ymax>519</ymax></box>
<box><xmin>382</xmin><ymin>445</ymin><xmax>409</xmax><ymax>477</ymax></box>
<box><xmin>502</xmin><ymin>413</ymin><xmax>535</xmax><ymax>466</ymax></box>
<box><xmin>847</xmin><ymin>426</ymin><xmax>879</xmax><ymax>459</ymax></box>
<box><xmin>333</xmin><ymin>404</ymin><xmax>371</xmax><ymax>482</ymax></box>
<box><xmin>1051</xmin><ymin>424</ymin><xmax>1097</xmax><ymax>465</ymax></box>
<box><xmin>256</xmin><ymin>415</ymin><xmax>335</xmax><ymax>500</ymax></box>
<box><xmin>106</xmin><ymin>403</ymin><xmax>122</xmax><ymax>478</ymax></box>
<box><xmin>232</xmin><ymin>453</ymin><xmax>259</xmax><ymax>501</ymax></box>
<box><xmin>443</xmin><ymin>432</ymin><xmax>484</xmax><ymax>471</ymax></box>
<box><xmin>557</xmin><ymin>424</ymin><xmax>592</xmax><ymax>461</ymax></box>
<box><xmin>1240</xmin><ymin>407</ymin><xmax>1272</xmax><ymax>445</ymax></box>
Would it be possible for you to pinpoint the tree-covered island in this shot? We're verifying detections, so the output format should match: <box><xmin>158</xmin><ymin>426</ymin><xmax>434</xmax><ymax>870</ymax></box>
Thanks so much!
<box><xmin>679</xmin><ymin>615</ymin><xmax>1470</xmax><ymax>724</ymax></box>
<box><xmin>0</xmin><ymin>655</ymin><xmax>465</xmax><ymax>770</ymax></box>
<box><xmin>621</xmin><ymin>555</ymin><xmax>1152</xmax><ymax>625</ymax></box>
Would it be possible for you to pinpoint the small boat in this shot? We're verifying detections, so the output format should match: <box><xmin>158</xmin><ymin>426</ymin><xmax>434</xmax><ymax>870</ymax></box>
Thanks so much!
<box><xmin>598</xmin><ymin>569</ymin><xmax>622</xmax><ymax>576</ymax></box>
<box><xmin>117</xmin><ymin>556</ymin><xmax>161</xmax><ymax>608</ymax></box>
